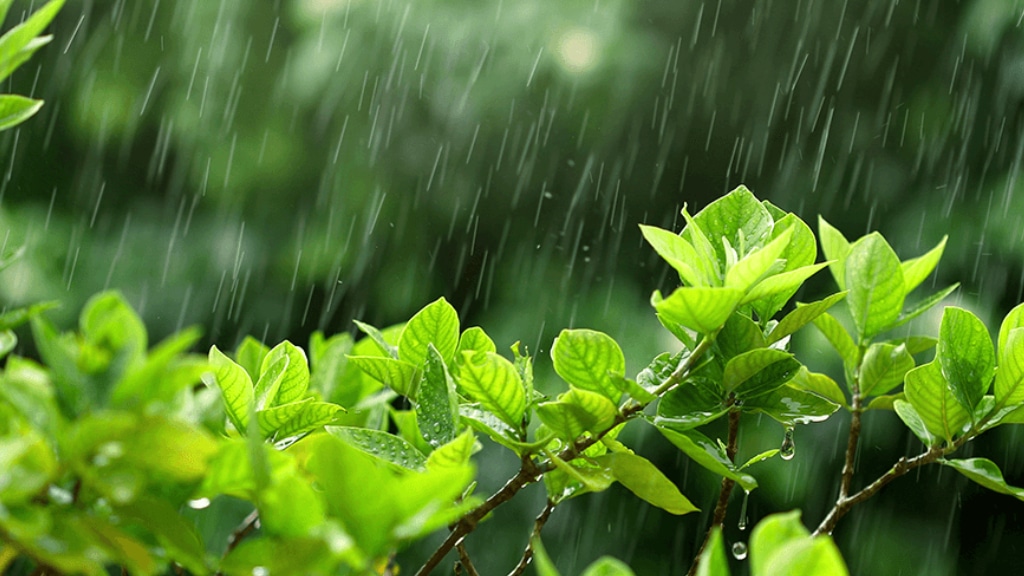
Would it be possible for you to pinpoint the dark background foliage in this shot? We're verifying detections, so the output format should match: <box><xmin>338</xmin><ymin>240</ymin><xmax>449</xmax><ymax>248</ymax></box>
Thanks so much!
<box><xmin>3</xmin><ymin>0</ymin><xmax>1024</xmax><ymax>573</ymax></box>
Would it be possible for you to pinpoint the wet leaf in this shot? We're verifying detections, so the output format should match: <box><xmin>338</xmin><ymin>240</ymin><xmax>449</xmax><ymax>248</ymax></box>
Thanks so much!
<box><xmin>900</xmin><ymin>236</ymin><xmax>948</xmax><ymax>295</ymax></box>
<box><xmin>718</xmin><ymin>313</ymin><xmax>766</xmax><ymax>362</ymax></box>
<box><xmin>348</xmin><ymin>355</ymin><xmax>419</xmax><ymax>398</ymax></box>
<box><xmin>235</xmin><ymin>336</ymin><xmax>270</xmax><ymax>383</ymax></box>
<box><xmin>937</xmin><ymin>307</ymin><xmax>994</xmax><ymax>412</ymax></box>
<box><xmin>537</xmin><ymin>388</ymin><xmax>618</xmax><ymax>440</ymax></box>
<box><xmin>656</xmin><ymin>426</ymin><xmax>757</xmax><ymax>491</ymax></box>
<box><xmin>398</xmin><ymin>297</ymin><xmax>460</xmax><ymax>366</ymax></box>
<box><xmin>859</xmin><ymin>343</ymin><xmax>915</xmax><ymax>397</ymax></box>
<box><xmin>726</xmin><ymin>227</ymin><xmax>793</xmax><ymax>291</ymax></box>
<box><xmin>688</xmin><ymin>186</ymin><xmax>774</xmax><ymax>269</ymax></box>
<box><xmin>415</xmin><ymin>344</ymin><xmax>458</xmax><ymax>448</ymax></box>
<box><xmin>904</xmin><ymin>361</ymin><xmax>969</xmax><ymax>443</ymax></box>
<box><xmin>204</xmin><ymin>345</ymin><xmax>253</xmax><ymax>433</ymax></box>
<box><xmin>767</xmin><ymin>292</ymin><xmax>847</xmax><ymax>345</ymax></box>
<box><xmin>327</xmin><ymin>426</ymin><xmax>427</xmax><ymax>472</ymax></box>
<box><xmin>818</xmin><ymin>216</ymin><xmax>852</xmax><ymax>290</ymax></box>
<box><xmin>580</xmin><ymin>556</ymin><xmax>637</xmax><ymax>576</ymax></box>
<box><xmin>845</xmin><ymin>233</ymin><xmax>905</xmax><ymax>341</ymax></box>
<box><xmin>640</xmin><ymin>224</ymin><xmax>707</xmax><ymax>287</ymax></box>
<box><xmin>789</xmin><ymin>367</ymin><xmax>846</xmax><ymax>407</ymax></box>
<box><xmin>653</xmin><ymin>287</ymin><xmax>744</xmax><ymax>334</ymax></box>
<box><xmin>426</xmin><ymin>429</ymin><xmax>479</xmax><ymax>470</ymax></box>
<box><xmin>811</xmin><ymin>312</ymin><xmax>858</xmax><ymax>370</ymax></box>
<box><xmin>941</xmin><ymin>457</ymin><xmax>1024</xmax><ymax>502</ymax></box>
<box><xmin>458</xmin><ymin>350</ymin><xmax>526</xmax><ymax>429</ymax></box>
<box><xmin>741</xmin><ymin>385</ymin><xmax>840</xmax><ymax>425</ymax></box>
<box><xmin>551</xmin><ymin>328</ymin><xmax>625</xmax><ymax>401</ymax></box>
<box><xmin>750</xmin><ymin>510</ymin><xmax>848</xmax><ymax>576</ymax></box>
<box><xmin>354</xmin><ymin>319</ymin><xmax>400</xmax><ymax>359</ymax></box>
<box><xmin>0</xmin><ymin>93</ymin><xmax>41</xmax><ymax>131</ymax></box>
<box><xmin>256</xmin><ymin>398</ymin><xmax>313</xmax><ymax>438</ymax></box>
<box><xmin>894</xmin><ymin>399</ymin><xmax>937</xmax><ymax>447</ymax></box>
<box><xmin>723</xmin><ymin>348</ymin><xmax>800</xmax><ymax>398</ymax></box>
<box><xmin>273</xmin><ymin>401</ymin><xmax>346</xmax><ymax>439</ymax></box>
<box><xmin>255</xmin><ymin>340</ymin><xmax>310</xmax><ymax>409</ymax></box>
<box><xmin>655</xmin><ymin>379</ymin><xmax>727</xmax><ymax>431</ymax></box>
<box><xmin>695</xmin><ymin>527</ymin><xmax>730</xmax><ymax>576</ymax></box>
<box><xmin>458</xmin><ymin>326</ymin><xmax>496</xmax><ymax>354</ymax></box>
<box><xmin>995</xmin><ymin>328</ymin><xmax>1024</xmax><ymax>407</ymax></box>
<box><xmin>594</xmin><ymin>452</ymin><xmax>698</xmax><ymax>515</ymax></box>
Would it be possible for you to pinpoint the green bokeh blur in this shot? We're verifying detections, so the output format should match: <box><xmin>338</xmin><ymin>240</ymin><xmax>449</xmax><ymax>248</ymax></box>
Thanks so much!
<box><xmin>3</xmin><ymin>0</ymin><xmax>1024</xmax><ymax>573</ymax></box>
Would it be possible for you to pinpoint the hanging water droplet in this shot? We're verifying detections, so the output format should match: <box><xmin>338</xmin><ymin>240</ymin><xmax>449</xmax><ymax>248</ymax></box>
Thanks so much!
<box><xmin>780</xmin><ymin>426</ymin><xmax>796</xmax><ymax>461</ymax></box>
<box><xmin>731</xmin><ymin>541</ymin><xmax>748</xmax><ymax>560</ymax></box>
<box><xmin>737</xmin><ymin>490</ymin><xmax>749</xmax><ymax>531</ymax></box>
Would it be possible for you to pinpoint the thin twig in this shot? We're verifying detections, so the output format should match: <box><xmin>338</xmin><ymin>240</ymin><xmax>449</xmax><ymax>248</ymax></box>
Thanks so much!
<box><xmin>416</xmin><ymin>333</ymin><xmax>719</xmax><ymax>576</ymax></box>
<box><xmin>225</xmin><ymin>510</ymin><xmax>260</xmax><ymax>555</ymax></box>
<box><xmin>508</xmin><ymin>500</ymin><xmax>557</xmax><ymax>576</ymax></box>
<box><xmin>456</xmin><ymin>543</ymin><xmax>480</xmax><ymax>576</ymax></box>
<box><xmin>838</xmin><ymin>390</ymin><xmax>862</xmax><ymax>500</ymax></box>
<box><xmin>686</xmin><ymin>407</ymin><xmax>741</xmax><ymax>576</ymax></box>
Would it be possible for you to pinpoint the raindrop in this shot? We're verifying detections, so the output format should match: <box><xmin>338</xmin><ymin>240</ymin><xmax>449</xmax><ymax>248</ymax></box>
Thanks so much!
<box><xmin>737</xmin><ymin>490</ymin><xmax>749</xmax><ymax>531</ymax></box>
<box><xmin>780</xmin><ymin>426</ymin><xmax>796</xmax><ymax>461</ymax></box>
<box><xmin>731</xmin><ymin>541</ymin><xmax>748</xmax><ymax>560</ymax></box>
<box><xmin>252</xmin><ymin>567</ymin><xmax>269</xmax><ymax>576</ymax></box>
<box><xmin>188</xmin><ymin>497</ymin><xmax>212</xmax><ymax>510</ymax></box>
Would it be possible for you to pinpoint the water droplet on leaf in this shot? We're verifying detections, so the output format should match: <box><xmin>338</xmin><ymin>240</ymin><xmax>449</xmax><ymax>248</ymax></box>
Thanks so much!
<box><xmin>780</xmin><ymin>427</ymin><xmax>796</xmax><ymax>461</ymax></box>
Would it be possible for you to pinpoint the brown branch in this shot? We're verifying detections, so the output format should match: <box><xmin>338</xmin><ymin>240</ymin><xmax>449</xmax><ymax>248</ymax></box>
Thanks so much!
<box><xmin>686</xmin><ymin>407</ymin><xmax>741</xmax><ymax>576</ymax></box>
<box><xmin>416</xmin><ymin>333</ymin><xmax>719</xmax><ymax>576</ymax></box>
<box><xmin>838</xmin><ymin>391</ymin><xmax>862</xmax><ymax>500</ymax></box>
<box><xmin>456</xmin><ymin>543</ymin><xmax>480</xmax><ymax>576</ymax></box>
<box><xmin>508</xmin><ymin>500</ymin><xmax>557</xmax><ymax>576</ymax></box>
<box><xmin>813</xmin><ymin>444</ymin><xmax>945</xmax><ymax>536</ymax></box>
<box><xmin>224</xmin><ymin>510</ymin><xmax>260</xmax><ymax>556</ymax></box>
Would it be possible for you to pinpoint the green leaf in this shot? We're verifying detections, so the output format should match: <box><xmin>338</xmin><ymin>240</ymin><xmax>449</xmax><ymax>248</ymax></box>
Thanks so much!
<box><xmin>864</xmin><ymin>393</ymin><xmax>903</xmax><ymax>411</ymax></box>
<box><xmin>767</xmin><ymin>292</ymin><xmax>847</xmax><ymax>345</ymax></box>
<box><xmin>859</xmin><ymin>343</ymin><xmax>915</xmax><ymax>397</ymax></box>
<box><xmin>937</xmin><ymin>307</ymin><xmax>995</xmax><ymax>412</ymax></box>
<box><xmin>901</xmin><ymin>236</ymin><xmax>948</xmax><ymax>294</ymax></box>
<box><xmin>995</xmin><ymin>328</ymin><xmax>1024</xmax><ymax>407</ymax></box>
<box><xmin>548</xmin><ymin>451</ymin><xmax>616</xmax><ymax>494</ymax></box>
<box><xmin>532</xmin><ymin>536</ymin><xmax>563</xmax><ymax>576</ymax></box>
<box><xmin>724</xmin><ymin>348</ymin><xmax>800</xmax><ymax>398</ymax></box>
<box><xmin>748</xmin><ymin>213</ymin><xmax>820</xmax><ymax>318</ymax></box>
<box><xmin>656</xmin><ymin>426</ymin><xmax>757</xmax><ymax>491</ymax></box>
<box><xmin>235</xmin><ymin>336</ymin><xmax>270</xmax><ymax>384</ymax></box>
<box><xmin>273</xmin><ymin>401</ymin><xmax>345</xmax><ymax>439</ymax></box>
<box><xmin>998</xmin><ymin>303</ymin><xmax>1024</xmax><ymax>363</ymax></box>
<box><xmin>689</xmin><ymin>186</ymin><xmax>774</xmax><ymax>269</ymax></box>
<box><xmin>740</xmin><ymin>449</ymin><xmax>781</xmax><ymax>470</ymax></box>
<box><xmin>894</xmin><ymin>399</ymin><xmax>937</xmax><ymax>446</ymax></box>
<box><xmin>348</xmin><ymin>355</ymin><xmax>419</xmax><ymax>397</ymax></box>
<box><xmin>551</xmin><ymin>329</ymin><xmax>626</xmax><ymax>400</ymax></box>
<box><xmin>0</xmin><ymin>300</ymin><xmax>58</xmax><ymax>330</ymax></box>
<box><xmin>789</xmin><ymin>367</ymin><xmax>846</xmax><ymax>406</ymax></box>
<box><xmin>637</xmin><ymin>350</ymin><xmax>688</xmax><ymax>397</ymax></box>
<box><xmin>581</xmin><ymin>556</ymin><xmax>637</xmax><ymax>576</ymax></box>
<box><xmin>204</xmin><ymin>345</ymin><xmax>254</xmax><ymax>433</ymax></box>
<box><xmin>845</xmin><ymin>233</ymin><xmax>905</xmax><ymax>340</ymax></box>
<box><xmin>594</xmin><ymin>452</ymin><xmax>698</xmax><ymax>515</ymax></box>
<box><xmin>458</xmin><ymin>326</ymin><xmax>496</xmax><ymax>354</ymax></box>
<box><xmin>811</xmin><ymin>312</ymin><xmax>858</xmax><ymax>370</ymax></box>
<box><xmin>256</xmin><ymin>398</ymin><xmax>313</xmax><ymax>438</ymax></box>
<box><xmin>255</xmin><ymin>340</ymin><xmax>310</xmax><ymax>409</ymax></box>
<box><xmin>399</xmin><ymin>297</ymin><xmax>460</xmax><ymax>366</ymax></box>
<box><xmin>415</xmin><ymin>344</ymin><xmax>459</xmax><ymax>448</ymax></box>
<box><xmin>886</xmin><ymin>284</ymin><xmax>960</xmax><ymax>331</ymax></box>
<box><xmin>653</xmin><ymin>287</ymin><xmax>744</xmax><ymax>334</ymax></box>
<box><xmin>0</xmin><ymin>329</ymin><xmax>15</xmax><ymax>358</ymax></box>
<box><xmin>818</xmin><ymin>216</ymin><xmax>851</xmax><ymax>290</ymax></box>
<box><xmin>458</xmin><ymin>350</ymin><xmax>526</xmax><ymax>429</ymax></box>
<box><xmin>750</xmin><ymin>510</ymin><xmax>849</xmax><ymax>576</ymax></box>
<box><xmin>354</xmin><ymin>319</ymin><xmax>400</xmax><ymax>359</ymax></box>
<box><xmin>426</xmin><ymin>429</ymin><xmax>480</xmax><ymax>469</ymax></box>
<box><xmin>0</xmin><ymin>0</ymin><xmax>64</xmax><ymax>80</ymax></box>
<box><xmin>80</xmin><ymin>290</ymin><xmax>148</xmax><ymax>363</ymax></box>
<box><xmin>717</xmin><ymin>313</ymin><xmax>766</xmax><ymax>362</ymax></box>
<box><xmin>461</xmin><ymin>404</ymin><xmax>523</xmax><ymax>454</ymax></box>
<box><xmin>695</xmin><ymin>527</ymin><xmax>731</xmax><ymax>576</ymax></box>
<box><xmin>655</xmin><ymin>380</ymin><xmax>727</xmax><ymax>431</ymax></box>
<box><xmin>640</xmin><ymin>224</ymin><xmax>707</xmax><ymax>287</ymax></box>
<box><xmin>536</xmin><ymin>388</ymin><xmax>618</xmax><ymax>440</ymax></box>
<box><xmin>904</xmin><ymin>361</ymin><xmax>970</xmax><ymax>443</ymax></box>
<box><xmin>726</xmin><ymin>227</ymin><xmax>794</xmax><ymax>291</ymax></box>
<box><xmin>742</xmin><ymin>385</ymin><xmax>840</xmax><ymax>425</ymax></box>
<box><xmin>940</xmin><ymin>458</ymin><xmax>1024</xmax><ymax>502</ymax></box>
<box><xmin>117</xmin><ymin>496</ymin><xmax>208</xmax><ymax>575</ymax></box>
<box><xmin>327</xmin><ymin>426</ymin><xmax>427</xmax><ymax>472</ymax></box>
<box><xmin>0</xmin><ymin>93</ymin><xmax>41</xmax><ymax>131</ymax></box>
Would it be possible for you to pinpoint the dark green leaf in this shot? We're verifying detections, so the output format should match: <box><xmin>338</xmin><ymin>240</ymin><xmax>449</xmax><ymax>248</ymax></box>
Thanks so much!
<box><xmin>724</xmin><ymin>349</ymin><xmax>800</xmax><ymax>398</ymax></box>
<box><xmin>718</xmin><ymin>313</ymin><xmax>766</xmax><ymax>362</ymax></box>
<box><xmin>742</xmin><ymin>385</ymin><xmax>840</xmax><ymax>425</ymax></box>
<box><xmin>655</xmin><ymin>380</ymin><xmax>727</xmax><ymax>431</ymax></box>
<box><xmin>941</xmin><ymin>458</ymin><xmax>1024</xmax><ymax>502</ymax></box>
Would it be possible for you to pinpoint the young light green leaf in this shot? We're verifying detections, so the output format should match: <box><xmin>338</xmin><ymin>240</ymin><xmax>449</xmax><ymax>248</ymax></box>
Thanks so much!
<box><xmin>893</xmin><ymin>399</ymin><xmax>937</xmax><ymax>446</ymax></box>
<box><xmin>354</xmin><ymin>319</ymin><xmax>399</xmax><ymax>359</ymax></box>
<box><xmin>458</xmin><ymin>350</ymin><xmax>526</xmax><ymax>429</ymax></box>
<box><xmin>901</xmin><ymin>236</ymin><xmax>948</xmax><ymax>295</ymax></box>
<box><xmin>235</xmin><ymin>336</ymin><xmax>270</xmax><ymax>384</ymax></box>
<box><xmin>536</xmin><ymin>388</ymin><xmax>619</xmax><ymax>440</ymax></box>
<box><xmin>998</xmin><ymin>303</ymin><xmax>1024</xmax><ymax>363</ymax></box>
<box><xmin>426</xmin><ymin>429</ymin><xmax>480</xmax><ymax>470</ymax></box>
<box><xmin>937</xmin><ymin>307</ymin><xmax>995</xmax><ymax>412</ymax></box>
<box><xmin>551</xmin><ymin>329</ymin><xmax>626</xmax><ymax>401</ymax></box>
<box><xmin>864</xmin><ymin>393</ymin><xmax>903</xmax><ymax>411</ymax></box>
<box><xmin>415</xmin><ymin>344</ymin><xmax>459</xmax><ymax>448</ymax></box>
<box><xmin>655</xmin><ymin>379</ymin><xmax>727</xmax><ymax>430</ymax></box>
<box><xmin>845</xmin><ymin>233</ymin><xmax>905</xmax><ymax>340</ymax></box>
<box><xmin>724</xmin><ymin>348</ymin><xmax>801</xmax><ymax>398</ymax></box>
<box><xmin>744</xmin><ymin>263</ymin><xmax>831</xmax><ymax>310</ymax></box>
<box><xmin>679</xmin><ymin>206</ymin><xmax>723</xmax><ymax>284</ymax></box>
<box><xmin>818</xmin><ymin>216</ymin><xmax>851</xmax><ymax>290</ymax></box>
<box><xmin>885</xmin><ymin>284</ymin><xmax>960</xmax><ymax>332</ymax></box>
<box><xmin>689</xmin><ymin>186</ymin><xmax>774</xmax><ymax>268</ymax></box>
<box><xmin>0</xmin><ymin>94</ymin><xmax>42</xmax><ymax>131</ymax></box>
<box><xmin>995</xmin><ymin>328</ymin><xmax>1024</xmax><ymax>407</ymax></box>
<box><xmin>725</xmin><ymin>227</ymin><xmax>794</xmax><ymax>291</ymax></box>
<box><xmin>653</xmin><ymin>287</ymin><xmax>744</xmax><ymax>334</ymax></box>
<box><xmin>811</xmin><ymin>312</ymin><xmax>858</xmax><ymax>370</ymax></box>
<box><xmin>594</xmin><ymin>452</ymin><xmax>699</xmax><ymax>515</ymax></box>
<box><xmin>255</xmin><ymin>398</ymin><xmax>313</xmax><ymax>438</ymax></box>
<box><xmin>859</xmin><ymin>343</ymin><xmax>915</xmax><ymax>397</ymax></box>
<box><xmin>460</xmin><ymin>405</ymin><xmax>523</xmax><ymax>454</ymax></box>
<box><xmin>639</xmin><ymin>224</ymin><xmax>707</xmax><ymax>287</ymax></box>
<box><xmin>940</xmin><ymin>457</ymin><xmax>1024</xmax><ymax>502</ymax></box>
<box><xmin>348</xmin><ymin>355</ymin><xmax>419</xmax><ymax>397</ymax></box>
<box><xmin>458</xmin><ymin>326</ymin><xmax>496</xmax><ymax>354</ymax></box>
<box><xmin>0</xmin><ymin>0</ymin><xmax>64</xmax><ymax>79</ymax></box>
<box><xmin>791</xmin><ymin>367</ymin><xmax>847</xmax><ymax>406</ymax></box>
<box><xmin>750</xmin><ymin>510</ymin><xmax>849</xmax><ymax>576</ymax></box>
<box><xmin>904</xmin><ymin>361</ymin><xmax>970</xmax><ymax>443</ymax></box>
<box><xmin>548</xmin><ymin>451</ymin><xmax>616</xmax><ymax>494</ymax></box>
<box><xmin>580</xmin><ymin>557</ymin><xmax>637</xmax><ymax>576</ymax></box>
<box><xmin>255</xmin><ymin>340</ymin><xmax>310</xmax><ymax>409</ymax></box>
<box><xmin>273</xmin><ymin>401</ymin><xmax>346</xmax><ymax>439</ymax></box>
<box><xmin>205</xmin><ymin>345</ymin><xmax>254</xmax><ymax>433</ymax></box>
<box><xmin>531</xmin><ymin>536</ymin><xmax>563</xmax><ymax>576</ymax></box>
<box><xmin>0</xmin><ymin>329</ymin><xmax>15</xmax><ymax>358</ymax></box>
<box><xmin>741</xmin><ymin>385</ymin><xmax>840</xmax><ymax>425</ymax></box>
<box><xmin>656</xmin><ymin>426</ymin><xmax>757</xmax><ymax>491</ymax></box>
<box><xmin>767</xmin><ymin>292</ymin><xmax>847</xmax><ymax>345</ymax></box>
<box><xmin>695</xmin><ymin>527</ymin><xmax>731</xmax><ymax>576</ymax></box>
<box><xmin>740</xmin><ymin>449</ymin><xmax>781</xmax><ymax>470</ymax></box>
<box><xmin>398</xmin><ymin>297</ymin><xmax>460</xmax><ymax>366</ymax></box>
<box><xmin>327</xmin><ymin>426</ymin><xmax>427</xmax><ymax>472</ymax></box>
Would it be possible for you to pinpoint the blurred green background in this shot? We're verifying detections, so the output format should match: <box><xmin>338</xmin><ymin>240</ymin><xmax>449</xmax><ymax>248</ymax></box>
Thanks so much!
<box><xmin>3</xmin><ymin>0</ymin><xmax>1024</xmax><ymax>573</ymax></box>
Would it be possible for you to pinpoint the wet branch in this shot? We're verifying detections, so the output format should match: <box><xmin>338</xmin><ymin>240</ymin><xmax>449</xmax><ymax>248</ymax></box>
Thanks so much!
<box><xmin>456</xmin><ymin>543</ymin><xmax>480</xmax><ymax>576</ymax></box>
<box><xmin>686</xmin><ymin>407</ymin><xmax>741</xmax><ymax>576</ymax></box>
<box><xmin>507</xmin><ymin>500</ymin><xmax>557</xmax><ymax>576</ymax></box>
<box><xmin>223</xmin><ymin>510</ymin><xmax>260</xmax><ymax>558</ymax></box>
<box><xmin>838</xmin><ymin>389</ymin><xmax>863</xmax><ymax>501</ymax></box>
<box><xmin>415</xmin><ymin>333</ymin><xmax>718</xmax><ymax>576</ymax></box>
